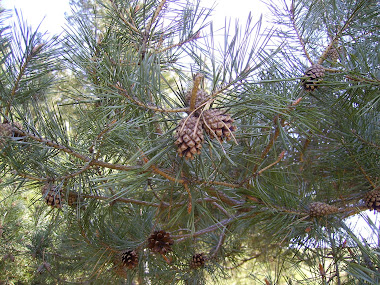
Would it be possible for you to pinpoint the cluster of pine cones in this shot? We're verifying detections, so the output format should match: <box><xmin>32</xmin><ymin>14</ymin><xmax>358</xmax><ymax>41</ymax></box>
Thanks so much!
<box><xmin>115</xmin><ymin>230</ymin><xmax>206</xmax><ymax>272</ymax></box>
<box><xmin>174</xmin><ymin>89</ymin><xmax>236</xmax><ymax>160</ymax></box>
<box><xmin>41</xmin><ymin>183</ymin><xmax>82</xmax><ymax>208</ymax></box>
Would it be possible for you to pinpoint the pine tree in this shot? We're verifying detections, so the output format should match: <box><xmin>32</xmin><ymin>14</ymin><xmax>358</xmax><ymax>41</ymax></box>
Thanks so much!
<box><xmin>0</xmin><ymin>0</ymin><xmax>379</xmax><ymax>284</ymax></box>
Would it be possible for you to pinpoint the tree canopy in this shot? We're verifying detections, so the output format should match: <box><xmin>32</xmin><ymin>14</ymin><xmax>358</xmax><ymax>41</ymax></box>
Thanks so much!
<box><xmin>0</xmin><ymin>0</ymin><xmax>379</xmax><ymax>284</ymax></box>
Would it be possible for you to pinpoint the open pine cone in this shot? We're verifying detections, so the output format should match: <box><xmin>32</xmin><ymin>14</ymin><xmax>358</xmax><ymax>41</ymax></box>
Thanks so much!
<box><xmin>190</xmin><ymin>253</ymin><xmax>206</xmax><ymax>269</ymax></box>
<box><xmin>41</xmin><ymin>184</ymin><xmax>63</xmax><ymax>208</ymax></box>
<box><xmin>174</xmin><ymin>115</ymin><xmax>204</xmax><ymax>160</ymax></box>
<box><xmin>308</xmin><ymin>202</ymin><xmax>338</xmax><ymax>217</ymax></box>
<box><xmin>147</xmin><ymin>230</ymin><xmax>174</xmax><ymax>254</ymax></box>
<box><xmin>364</xmin><ymin>190</ymin><xmax>380</xmax><ymax>212</ymax></box>
<box><xmin>202</xmin><ymin>109</ymin><xmax>236</xmax><ymax>142</ymax></box>
<box><xmin>121</xmin><ymin>250</ymin><xmax>138</xmax><ymax>269</ymax></box>
<box><xmin>302</xmin><ymin>64</ymin><xmax>325</xmax><ymax>91</ymax></box>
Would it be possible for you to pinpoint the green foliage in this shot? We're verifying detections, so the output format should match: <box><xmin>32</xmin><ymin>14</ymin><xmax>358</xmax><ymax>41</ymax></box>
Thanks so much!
<box><xmin>0</xmin><ymin>0</ymin><xmax>379</xmax><ymax>284</ymax></box>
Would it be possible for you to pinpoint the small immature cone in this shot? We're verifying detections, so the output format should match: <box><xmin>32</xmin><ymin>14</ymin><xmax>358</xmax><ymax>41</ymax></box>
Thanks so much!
<box><xmin>190</xmin><ymin>253</ymin><xmax>206</xmax><ymax>269</ymax></box>
<box><xmin>364</xmin><ymin>190</ymin><xmax>380</xmax><ymax>212</ymax></box>
<box><xmin>202</xmin><ymin>109</ymin><xmax>236</xmax><ymax>142</ymax></box>
<box><xmin>185</xmin><ymin>89</ymin><xmax>210</xmax><ymax>114</ymax></box>
<box><xmin>147</xmin><ymin>230</ymin><xmax>174</xmax><ymax>254</ymax></box>
<box><xmin>302</xmin><ymin>64</ymin><xmax>325</xmax><ymax>91</ymax></box>
<box><xmin>308</xmin><ymin>202</ymin><xmax>338</xmax><ymax>217</ymax></box>
<box><xmin>121</xmin><ymin>250</ymin><xmax>138</xmax><ymax>269</ymax></box>
<box><xmin>41</xmin><ymin>184</ymin><xmax>63</xmax><ymax>208</ymax></box>
<box><xmin>174</xmin><ymin>115</ymin><xmax>204</xmax><ymax>160</ymax></box>
<box><xmin>0</xmin><ymin>122</ymin><xmax>23</xmax><ymax>148</ymax></box>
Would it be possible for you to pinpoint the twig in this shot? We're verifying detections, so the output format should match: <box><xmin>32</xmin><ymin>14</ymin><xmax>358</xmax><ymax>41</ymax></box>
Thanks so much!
<box><xmin>12</xmin><ymin>128</ymin><xmax>138</xmax><ymax>172</ymax></box>
<box><xmin>173</xmin><ymin>214</ymin><xmax>242</xmax><ymax>242</ymax></box>
<box><xmin>225</xmin><ymin>252</ymin><xmax>262</xmax><ymax>270</ymax></box>
<box><xmin>5</xmin><ymin>50</ymin><xmax>35</xmax><ymax>118</ymax></box>
<box><xmin>82</xmin><ymin>194</ymin><xmax>165</xmax><ymax>207</ymax></box>
<box><xmin>351</xmin><ymin>129</ymin><xmax>380</xmax><ymax>150</ymax></box>
<box><xmin>114</xmin><ymin>83</ymin><xmax>188</xmax><ymax>113</ymax></box>
<box><xmin>109</xmin><ymin>0</ymin><xmax>140</xmax><ymax>34</ymax></box>
<box><xmin>343</xmin><ymin>141</ymin><xmax>377</xmax><ymax>190</ymax></box>
<box><xmin>288</xmin><ymin>1</ymin><xmax>313</xmax><ymax>65</ymax></box>
<box><xmin>189</xmin><ymin>73</ymin><xmax>203</xmax><ymax>112</ymax></box>
<box><xmin>257</xmin><ymin>150</ymin><xmax>285</xmax><ymax>175</ymax></box>
<box><xmin>210</xmin><ymin>227</ymin><xmax>226</xmax><ymax>259</ymax></box>
<box><xmin>157</xmin><ymin>31</ymin><xmax>201</xmax><ymax>53</ymax></box>
<box><xmin>145</xmin><ymin>0</ymin><xmax>167</xmax><ymax>37</ymax></box>
<box><xmin>184</xmin><ymin>182</ymin><xmax>192</xmax><ymax>214</ymax></box>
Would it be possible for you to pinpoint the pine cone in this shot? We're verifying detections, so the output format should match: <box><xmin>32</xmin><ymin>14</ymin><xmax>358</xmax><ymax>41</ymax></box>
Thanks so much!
<box><xmin>41</xmin><ymin>184</ymin><xmax>63</xmax><ymax>208</ymax></box>
<box><xmin>302</xmin><ymin>64</ymin><xmax>325</xmax><ymax>91</ymax></box>
<box><xmin>67</xmin><ymin>191</ymin><xmax>83</xmax><ymax>207</ymax></box>
<box><xmin>147</xmin><ymin>230</ymin><xmax>174</xmax><ymax>254</ymax></box>
<box><xmin>327</xmin><ymin>46</ymin><xmax>339</xmax><ymax>62</ymax></box>
<box><xmin>0</xmin><ymin>122</ymin><xmax>23</xmax><ymax>148</ymax></box>
<box><xmin>364</xmin><ymin>190</ymin><xmax>380</xmax><ymax>212</ymax></box>
<box><xmin>185</xmin><ymin>89</ymin><xmax>210</xmax><ymax>112</ymax></box>
<box><xmin>202</xmin><ymin>109</ymin><xmax>236</xmax><ymax>142</ymax></box>
<box><xmin>190</xmin><ymin>253</ymin><xmax>206</xmax><ymax>269</ymax></box>
<box><xmin>174</xmin><ymin>115</ymin><xmax>204</xmax><ymax>160</ymax></box>
<box><xmin>121</xmin><ymin>250</ymin><xmax>138</xmax><ymax>269</ymax></box>
<box><xmin>308</xmin><ymin>202</ymin><xmax>338</xmax><ymax>217</ymax></box>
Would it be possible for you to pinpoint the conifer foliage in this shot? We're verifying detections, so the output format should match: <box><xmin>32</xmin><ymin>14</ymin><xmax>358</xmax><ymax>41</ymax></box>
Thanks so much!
<box><xmin>0</xmin><ymin>0</ymin><xmax>379</xmax><ymax>284</ymax></box>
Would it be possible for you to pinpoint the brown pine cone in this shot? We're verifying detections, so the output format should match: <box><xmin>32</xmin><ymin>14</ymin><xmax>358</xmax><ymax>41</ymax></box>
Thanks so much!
<box><xmin>190</xmin><ymin>253</ymin><xmax>206</xmax><ymax>269</ymax></box>
<box><xmin>365</xmin><ymin>190</ymin><xmax>380</xmax><ymax>212</ymax></box>
<box><xmin>174</xmin><ymin>115</ymin><xmax>204</xmax><ymax>160</ymax></box>
<box><xmin>0</xmin><ymin>122</ymin><xmax>23</xmax><ymax>148</ymax></box>
<box><xmin>67</xmin><ymin>191</ymin><xmax>83</xmax><ymax>207</ymax></box>
<box><xmin>202</xmin><ymin>109</ymin><xmax>236</xmax><ymax>142</ymax></box>
<box><xmin>185</xmin><ymin>89</ymin><xmax>210</xmax><ymax>112</ymax></box>
<box><xmin>41</xmin><ymin>184</ymin><xmax>63</xmax><ymax>208</ymax></box>
<box><xmin>302</xmin><ymin>64</ymin><xmax>325</xmax><ymax>91</ymax></box>
<box><xmin>308</xmin><ymin>202</ymin><xmax>338</xmax><ymax>217</ymax></box>
<box><xmin>121</xmin><ymin>250</ymin><xmax>138</xmax><ymax>269</ymax></box>
<box><xmin>147</xmin><ymin>230</ymin><xmax>174</xmax><ymax>254</ymax></box>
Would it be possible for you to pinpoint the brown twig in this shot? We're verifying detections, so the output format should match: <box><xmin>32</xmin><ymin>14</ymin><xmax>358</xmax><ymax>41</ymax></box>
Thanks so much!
<box><xmin>82</xmin><ymin>194</ymin><xmax>165</xmax><ymax>207</ymax></box>
<box><xmin>5</xmin><ymin>51</ymin><xmax>35</xmax><ymax>118</ymax></box>
<box><xmin>184</xmin><ymin>183</ymin><xmax>192</xmax><ymax>214</ymax></box>
<box><xmin>288</xmin><ymin>1</ymin><xmax>313</xmax><ymax>65</ymax></box>
<box><xmin>351</xmin><ymin>129</ymin><xmax>380</xmax><ymax>150</ymax></box>
<box><xmin>225</xmin><ymin>252</ymin><xmax>262</xmax><ymax>270</ymax></box>
<box><xmin>257</xmin><ymin>150</ymin><xmax>285</xmax><ymax>175</ymax></box>
<box><xmin>114</xmin><ymin>83</ymin><xmax>188</xmax><ymax>113</ymax></box>
<box><xmin>109</xmin><ymin>0</ymin><xmax>140</xmax><ymax>34</ymax></box>
<box><xmin>157</xmin><ymin>31</ymin><xmax>201</xmax><ymax>53</ymax></box>
<box><xmin>210</xmin><ymin>227</ymin><xmax>227</xmax><ymax>259</ymax></box>
<box><xmin>13</xmin><ymin>128</ymin><xmax>137</xmax><ymax>172</ymax></box>
<box><xmin>189</xmin><ymin>73</ymin><xmax>203</xmax><ymax>112</ymax></box>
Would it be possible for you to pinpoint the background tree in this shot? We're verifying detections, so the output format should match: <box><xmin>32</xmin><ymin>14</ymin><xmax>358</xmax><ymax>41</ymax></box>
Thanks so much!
<box><xmin>0</xmin><ymin>0</ymin><xmax>379</xmax><ymax>284</ymax></box>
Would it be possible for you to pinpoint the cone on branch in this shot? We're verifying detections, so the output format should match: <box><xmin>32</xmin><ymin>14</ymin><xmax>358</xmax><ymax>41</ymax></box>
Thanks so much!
<box><xmin>147</xmin><ymin>230</ymin><xmax>174</xmax><ymax>254</ymax></box>
<box><xmin>327</xmin><ymin>46</ymin><xmax>339</xmax><ymax>62</ymax></box>
<box><xmin>174</xmin><ymin>115</ymin><xmax>204</xmax><ymax>160</ymax></box>
<box><xmin>0</xmin><ymin>122</ymin><xmax>23</xmax><ymax>148</ymax></box>
<box><xmin>121</xmin><ymin>250</ymin><xmax>139</xmax><ymax>269</ymax></box>
<box><xmin>202</xmin><ymin>109</ymin><xmax>236</xmax><ymax>142</ymax></box>
<box><xmin>185</xmin><ymin>89</ymin><xmax>210</xmax><ymax>113</ymax></box>
<box><xmin>67</xmin><ymin>191</ymin><xmax>83</xmax><ymax>207</ymax></box>
<box><xmin>41</xmin><ymin>183</ymin><xmax>63</xmax><ymax>208</ymax></box>
<box><xmin>302</xmin><ymin>64</ymin><xmax>325</xmax><ymax>91</ymax></box>
<box><xmin>190</xmin><ymin>253</ymin><xmax>206</xmax><ymax>269</ymax></box>
<box><xmin>364</xmin><ymin>190</ymin><xmax>380</xmax><ymax>212</ymax></box>
<box><xmin>308</xmin><ymin>202</ymin><xmax>338</xmax><ymax>217</ymax></box>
